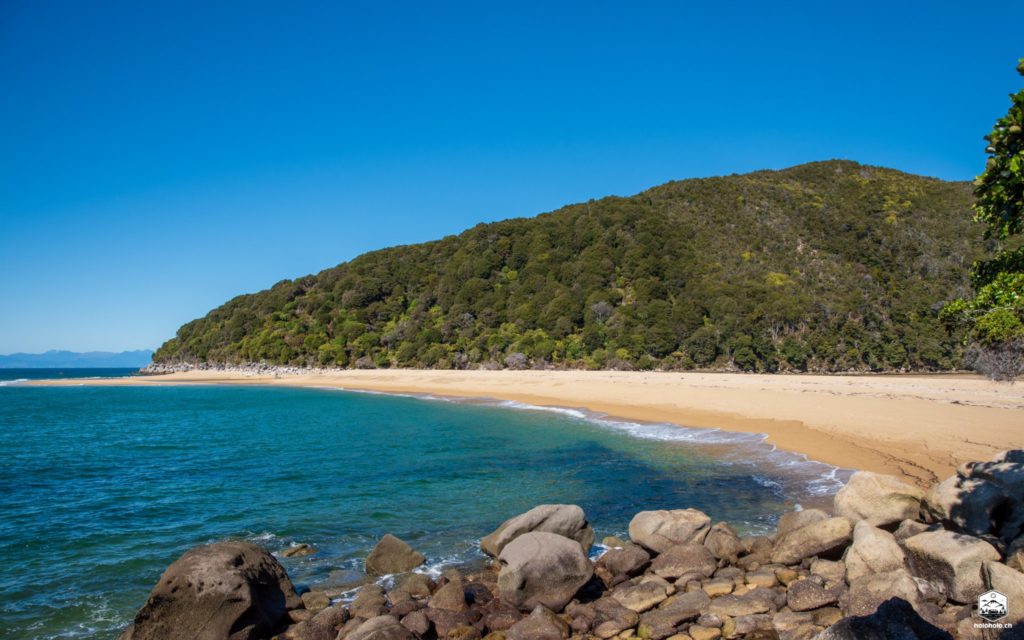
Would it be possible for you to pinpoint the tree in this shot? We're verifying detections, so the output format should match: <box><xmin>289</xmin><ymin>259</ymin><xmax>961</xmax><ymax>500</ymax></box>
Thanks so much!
<box><xmin>942</xmin><ymin>58</ymin><xmax>1024</xmax><ymax>380</ymax></box>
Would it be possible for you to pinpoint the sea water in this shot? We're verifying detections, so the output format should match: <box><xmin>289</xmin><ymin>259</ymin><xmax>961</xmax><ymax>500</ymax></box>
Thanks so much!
<box><xmin>0</xmin><ymin>381</ymin><xmax>846</xmax><ymax>639</ymax></box>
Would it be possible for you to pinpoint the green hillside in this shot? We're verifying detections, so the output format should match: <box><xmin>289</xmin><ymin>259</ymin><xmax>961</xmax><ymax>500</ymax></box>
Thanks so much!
<box><xmin>154</xmin><ymin>160</ymin><xmax>988</xmax><ymax>372</ymax></box>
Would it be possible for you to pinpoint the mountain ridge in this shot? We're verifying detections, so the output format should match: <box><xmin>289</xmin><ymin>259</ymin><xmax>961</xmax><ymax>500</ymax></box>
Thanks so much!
<box><xmin>154</xmin><ymin>160</ymin><xmax>984</xmax><ymax>372</ymax></box>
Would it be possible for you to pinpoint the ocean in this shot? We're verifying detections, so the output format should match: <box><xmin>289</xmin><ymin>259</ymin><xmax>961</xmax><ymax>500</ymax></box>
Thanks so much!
<box><xmin>0</xmin><ymin>376</ymin><xmax>846</xmax><ymax>639</ymax></box>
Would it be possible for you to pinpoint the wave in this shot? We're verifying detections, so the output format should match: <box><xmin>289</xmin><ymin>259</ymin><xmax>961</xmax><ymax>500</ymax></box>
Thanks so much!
<box><xmin>0</xmin><ymin>378</ymin><xmax>29</xmax><ymax>386</ymax></box>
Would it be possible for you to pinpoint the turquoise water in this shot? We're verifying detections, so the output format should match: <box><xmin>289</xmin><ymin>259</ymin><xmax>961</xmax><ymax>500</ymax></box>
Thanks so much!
<box><xmin>0</xmin><ymin>383</ymin><xmax>842</xmax><ymax>639</ymax></box>
<box><xmin>0</xmin><ymin>368</ymin><xmax>140</xmax><ymax>383</ymax></box>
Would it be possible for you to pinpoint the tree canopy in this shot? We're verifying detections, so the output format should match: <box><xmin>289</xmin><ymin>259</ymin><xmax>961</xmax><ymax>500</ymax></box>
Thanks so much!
<box><xmin>155</xmin><ymin>160</ymin><xmax>983</xmax><ymax>373</ymax></box>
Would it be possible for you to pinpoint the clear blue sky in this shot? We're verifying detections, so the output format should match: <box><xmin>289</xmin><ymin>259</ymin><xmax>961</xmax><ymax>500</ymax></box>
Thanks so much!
<box><xmin>1</xmin><ymin>1</ymin><xmax>1022</xmax><ymax>353</ymax></box>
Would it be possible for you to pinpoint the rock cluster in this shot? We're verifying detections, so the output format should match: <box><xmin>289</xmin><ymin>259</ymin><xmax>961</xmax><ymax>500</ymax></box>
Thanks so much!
<box><xmin>122</xmin><ymin>452</ymin><xmax>1024</xmax><ymax>640</ymax></box>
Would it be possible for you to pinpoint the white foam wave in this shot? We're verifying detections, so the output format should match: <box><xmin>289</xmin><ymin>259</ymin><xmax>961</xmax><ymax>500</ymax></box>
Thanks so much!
<box><xmin>0</xmin><ymin>378</ymin><xmax>29</xmax><ymax>386</ymax></box>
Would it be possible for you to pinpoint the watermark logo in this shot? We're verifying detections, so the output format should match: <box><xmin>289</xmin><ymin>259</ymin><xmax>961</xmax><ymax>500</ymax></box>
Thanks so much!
<box><xmin>978</xmin><ymin>590</ymin><xmax>1008</xmax><ymax>623</ymax></box>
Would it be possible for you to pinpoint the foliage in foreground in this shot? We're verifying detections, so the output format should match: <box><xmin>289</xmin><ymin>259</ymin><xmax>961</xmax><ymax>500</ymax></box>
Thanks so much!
<box><xmin>942</xmin><ymin>58</ymin><xmax>1024</xmax><ymax>379</ymax></box>
<box><xmin>154</xmin><ymin>160</ymin><xmax>985</xmax><ymax>372</ymax></box>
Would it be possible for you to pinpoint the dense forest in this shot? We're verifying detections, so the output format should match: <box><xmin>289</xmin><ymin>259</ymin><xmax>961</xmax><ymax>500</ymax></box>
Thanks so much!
<box><xmin>154</xmin><ymin>160</ymin><xmax>991</xmax><ymax>372</ymax></box>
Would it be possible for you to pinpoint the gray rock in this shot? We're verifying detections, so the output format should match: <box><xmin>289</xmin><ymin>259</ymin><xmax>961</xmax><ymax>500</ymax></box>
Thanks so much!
<box><xmin>786</xmin><ymin>576</ymin><xmax>844</xmax><ymax>611</ymax></box>
<box><xmin>841</xmin><ymin>569</ymin><xmax>925</xmax><ymax>617</ymax></box>
<box><xmin>504</xmin><ymin>605</ymin><xmax>570</xmax><ymax>640</ymax></box>
<box><xmin>894</xmin><ymin>519</ymin><xmax>933</xmax><ymax>542</ymax></box>
<box><xmin>610</xmin><ymin>580</ymin><xmax>670</xmax><ymax>613</ymax></box>
<box><xmin>346</xmin><ymin>615</ymin><xmax>414</xmax><ymax>640</ymax></box>
<box><xmin>628</xmin><ymin>509</ymin><xmax>712</xmax><ymax>553</ymax></box>
<box><xmin>844</xmin><ymin>521</ymin><xmax>907</xmax><ymax>582</ymax></box>
<box><xmin>924</xmin><ymin>455</ymin><xmax>1024</xmax><ymax>542</ymax></box>
<box><xmin>481</xmin><ymin>504</ymin><xmax>595</xmax><ymax>557</ymax></box>
<box><xmin>834</xmin><ymin>472</ymin><xmax>925</xmax><ymax>528</ymax></box>
<box><xmin>595</xmin><ymin>543</ymin><xmax>650</xmax><ymax>586</ymax></box>
<box><xmin>399</xmin><ymin>610</ymin><xmax>430</xmax><ymax>637</ymax></box>
<box><xmin>776</xmin><ymin>508</ymin><xmax>829</xmax><ymax>538</ymax></box>
<box><xmin>649</xmin><ymin>543</ymin><xmax>717</xmax><ymax>580</ymax></box>
<box><xmin>118</xmin><ymin>541</ymin><xmax>300</xmax><ymax>640</ymax></box>
<box><xmin>1007</xmin><ymin>536</ymin><xmax>1024</xmax><ymax>572</ymax></box>
<box><xmin>428</xmin><ymin>576</ymin><xmax>468</xmax><ymax>611</ymax></box>
<box><xmin>903</xmin><ymin>529</ymin><xmax>1000</xmax><ymax>603</ymax></box>
<box><xmin>365</xmin><ymin>535</ymin><xmax>426</xmax><ymax>576</ymax></box>
<box><xmin>704</xmin><ymin>522</ymin><xmax>744</xmax><ymax>561</ymax></box>
<box><xmin>293</xmin><ymin>604</ymin><xmax>350</xmax><ymax>640</ymax></box>
<box><xmin>771</xmin><ymin>517</ymin><xmax>852</xmax><ymax>565</ymax></box>
<box><xmin>810</xmin><ymin>559</ymin><xmax>846</xmax><ymax>585</ymax></box>
<box><xmin>984</xmin><ymin>561</ymin><xmax>1024</xmax><ymax>623</ymax></box>
<box><xmin>708</xmin><ymin>588</ymin><xmax>776</xmax><ymax>617</ymax></box>
<box><xmin>591</xmin><ymin>597</ymin><xmax>640</xmax><ymax>639</ymax></box>
<box><xmin>497</xmin><ymin>531</ymin><xmax>593</xmax><ymax>612</ymax></box>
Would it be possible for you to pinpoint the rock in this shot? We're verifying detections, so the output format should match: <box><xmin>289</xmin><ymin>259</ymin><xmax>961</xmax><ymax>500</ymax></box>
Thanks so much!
<box><xmin>481</xmin><ymin>504</ymin><xmax>595</xmax><ymax>557</ymax></box>
<box><xmin>903</xmin><ymin>530</ymin><xmax>1000</xmax><ymax>603</ymax></box>
<box><xmin>650</xmin><ymin>543</ymin><xmax>718</xmax><ymax>580</ymax></box>
<box><xmin>429</xmin><ymin>576</ymin><xmax>469</xmax><ymax>611</ymax></box>
<box><xmin>984</xmin><ymin>561</ymin><xmax>1024</xmax><ymax>623</ymax></box>
<box><xmin>464</xmin><ymin>581</ymin><xmax>493</xmax><ymax>606</ymax></box>
<box><xmin>844</xmin><ymin>521</ymin><xmax>907</xmax><ymax>582</ymax></box>
<box><xmin>346</xmin><ymin>615</ymin><xmax>414</xmax><ymax>640</ymax></box>
<box><xmin>701</xmin><ymin>578</ymin><xmax>733</xmax><ymax>597</ymax></box>
<box><xmin>924</xmin><ymin>456</ymin><xmax>1024</xmax><ymax>543</ymax></box>
<box><xmin>294</xmin><ymin>605</ymin><xmax>350</xmax><ymax>640</ymax></box>
<box><xmin>708</xmin><ymin>588</ymin><xmax>775</xmax><ymax>617</ymax></box>
<box><xmin>481</xmin><ymin>601</ymin><xmax>522</xmax><ymax>632</ymax></box>
<box><xmin>282</xmin><ymin>543</ymin><xmax>318</xmax><ymax>558</ymax></box>
<box><xmin>610</xmin><ymin>580</ymin><xmax>670</xmax><ymax>612</ymax></box>
<box><xmin>351</xmin><ymin>585</ymin><xmax>388</xmax><ymax>619</ymax></box>
<box><xmin>704</xmin><ymin>523</ymin><xmax>744</xmax><ymax>561</ymax></box>
<box><xmin>810</xmin><ymin>559</ymin><xmax>846</xmax><ymax>585</ymax></box>
<box><xmin>396</xmin><ymin>573</ymin><xmax>434</xmax><ymax>598</ymax></box>
<box><xmin>841</xmin><ymin>569</ymin><xmax>925</xmax><ymax>616</ymax></box>
<box><xmin>301</xmin><ymin>590</ymin><xmax>330</xmax><ymax>611</ymax></box>
<box><xmin>696</xmin><ymin>613</ymin><xmax>723</xmax><ymax>628</ymax></box>
<box><xmin>366</xmin><ymin>535</ymin><xmax>426</xmax><ymax>576</ymax></box>
<box><xmin>894</xmin><ymin>519</ymin><xmax>932</xmax><ymax>542</ymax></box>
<box><xmin>786</xmin><ymin>576</ymin><xmax>843</xmax><ymax>611</ymax></box>
<box><xmin>775</xmin><ymin>567</ymin><xmax>800</xmax><ymax>587</ymax></box>
<box><xmin>118</xmin><ymin>541</ymin><xmax>300</xmax><ymax>640</ymax></box>
<box><xmin>833</xmin><ymin>471</ymin><xmax>925</xmax><ymax>527</ymax></box>
<box><xmin>688</xmin><ymin>625</ymin><xmax>721</xmax><ymax>640</ymax></box>
<box><xmin>399</xmin><ymin>610</ymin><xmax>430</xmax><ymax>637</ymax></box>
<box><xmin>504</xmin><ymin>605</ymin><xmax>570</xmax><ymax>640</ymax></box>
<box><xmin>1007</xmin><ymin>536</ymin><xmax>1024</xmax><ymax>572</ymax></box>
<box><xmin>771</xmin><ymin>517</ymin><xmax>852</xmax><ymax>565</ymax></box>
<box><xmin>629</xmin><ymin>509</ymin><xmax>712</xmax><ymax>553</ymax></box>
<box><xmin>596</xmin><ymin>544</ymin><xmax>651</xmax><ymax>586</ymax></box>
<box><xmin>497</xmin><ymin>531</ymin><xmax>593</xmax><ymax>612</ymax></box>
<box><xmin>770</xmin><ymin>610</ymin><xmax>815</xmax><ymax>637</ymax></box>
<box><xmin>816</xmin><ymin>597</ymin><xmax>952</xmax><ymax>640</ymax></box>
<box><xmin>638</xmin><ymin>592</ymin><xmax>708</xmax><ymax>639</ymax></box>
<box><xmin>424</xmin><ymin>608</ymin><xmax>473</xmax><ymax>637</ymax></box>
<box><xmin>775</xmin><ymin>508</ymin><xmax>829</xmax><ymax>538</ymax></box>
<box><xmin>591</xmin><ymin>597</ymin><xmax>640</xmax><ymax>638</ymax></box>
<box><xmin>745</xmin><ymin>570</ymin><xmax>778</xmax><ymax>588</ymax></box>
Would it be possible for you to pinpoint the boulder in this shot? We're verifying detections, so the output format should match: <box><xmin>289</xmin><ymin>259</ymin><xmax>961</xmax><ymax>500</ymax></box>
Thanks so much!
<box><xmin>786</xmin><ymin>576</ymin><xmax>844</xmax><ymax>611</ymax></box>
<box><xmin>649</xmin><ymin>543</ymin><xmax>717</xmax><ymax>580</ymax></box>
<box><xmin>346</xmin><ymin>615</ymin><xmax>414</xmax><ymax>640</ymax></box>
<box><xmin>595</xmin><ymin>543</ymin><xmax>650</xmax><ymax>586</ymax></box>
<box><xmin>817</xmin><ymin>597</ymin><xmax>953</xmax><ymax>640</ymax></box>
<box><xmin>894</xmin><ymin>519</ymin><xmax>933</xmax><ymax>542</ymax></box>
<box><xmin>924</xmin><ymin>452</ymin><xmax>1024</xmax><ymax>542</ymax></box>
<box><xmin>775</xmin><ymin>508</ymin><xmax>829</xmax><ymax>538</ymax></box>
<box><xmin>365</xmin><ymin>535</ymin><xmax>426</xmax><ymax>576</ymax></box>
<box><xmin>704</xmin><ymin>522</ymin><xmax>744</xmax><ymax>561</ymax></box>
<box><xmin>609</xmin><ymin>580</ymin><xmax>670</xmax><ymax>613</ymax></box>
<box><xmin>350</xmin><ymin>585</ymin><xmax>388</xmax><ymax>619</ymax></box>
<box><xmin>118</xmin><ymin>541</ymin><xmax>300</xmax><ymax>640</ymax></box>
<box><xmin>638</xmin><ymin>592</ymin><xmax>709</xmax><ymax>639</ymax></box>
<box><xmin>841</xmin><ymin>569</ymin><xmax>926</xmax><ymax>617</ymax></box>
<box><xmin>504</xmin><ymin>605</ymin><xmax>570</xmax><ymax>640</ymax></box>
<box><xmin>428</xmin><ymin>576</ymin><xmax>468</xmax><ymax>611</ymax></box>
<box><xmin>293</xmin><ymin>605</ymin><xmax>350</xmax><ymax>640</ymax></box>
<box><xmin>591</xmin><ymin>597</ymin><xmax>641</xmax><ymax>638</ymax></box>
<box><xmin>903</xmin><ymin>530</ymin><xmax>1000</xmax><ymax>603</ymax></box>
<box><xmin>844</xmin><ymin>521</ymin><xmax>907</xmax><ymax>582</ymax></box>
<box><xmin>810</xmin><ymin>559</ymin><xmax>847</xmax><ymax>585</ymax></box>
<box><xmin>771</xmin><ymin>517</ymin><xmax>852</xmax><ymax>565</ymax></box>
<box><xmin>481</xmin><ymin>504</ymin><xmax>595</xmax><ymax>557</ymax></box>
<box><xmin>708</xmin><ymin>588</ymin><xmax>776</xmax><ymax>617</ymax></box>
<box><xmin>984</xmin><ymin>561</ymin><xmax>1024</xmax><ymax>623</ymax></box>
<box><xmin>628</xmin><ymin>509</ymin><xmax>712</xmax><ymax>553</ymax></box>
<box><xmin>399</xmin><ymin>610</ymin><xmax>430</xmax><ymax>637</ymax></box>
<box><xmin>497</xmin><ymin>531</ymin><xmax>593</xmax><ymax>612</ymax></box>
<box><xmin>833</xmin><ymin>471</ymin><xmax>925</xmax><ymax>527</ymax></box>
<box><xmin>1007</xmin><ymin>536</ymin><xmax>1024</xmax><ymax>572</ymax></box>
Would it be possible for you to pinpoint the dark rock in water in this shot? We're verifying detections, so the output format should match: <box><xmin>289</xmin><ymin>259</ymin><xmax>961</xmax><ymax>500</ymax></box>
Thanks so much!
<box><xmin>282</xmin><ymin>543</ymin><xmax>317</xmax><ymax>558</ymax></box>
<box><xmin>628</xmin><ymin>509</ymin><xmax>711</xmax><ymax>553</ymax></box>
<box><xmin>346</xmin><ymin>615</ymin><xmax>414</xmax><ymax>640</ymax></box>
<box><xmin>365</xmin><ymin>534</ymin><xmax>426</xmax><ymax>576</ymax></box>
<box><xmin>480</xmin><ymin>504</ymin><xmax>595</xmax><ymax>557</ymax></box>
<box><xmin>504</xmin><ymin>605</ymin><xmax>570</xmax><ymax>640</ymax></box>
<box><xmin>817</xmin><ymin>597</ymin><xmax>953</xmax><ymax>639</ymax></box>
<box><xmin>118</xmin><ymin>540</ymin><xmax>300</xmax><ymax>640</ymax></box>
<box><xmin>497</xmin><ymin>531</ymin><xmax>592</xmax><ymax>612</ymax></box>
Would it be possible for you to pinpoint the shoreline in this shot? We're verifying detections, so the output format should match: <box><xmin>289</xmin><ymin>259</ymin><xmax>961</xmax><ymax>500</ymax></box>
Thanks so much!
<box><xmin>26</xmin><ymin>368</ymin><xmax>1024</xmax><ymax>487</ymax></box>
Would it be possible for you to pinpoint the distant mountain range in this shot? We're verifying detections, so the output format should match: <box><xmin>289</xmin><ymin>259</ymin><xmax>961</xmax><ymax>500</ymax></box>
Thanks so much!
<box><xmin>0</xmin><ymin>350</ymin><xmax>154</xmax><ymax>368</ymax></box>
<box><xmin>154</xmin><ymin>161</ymin><xmax>985</xmax><ymax>373</ymax></box>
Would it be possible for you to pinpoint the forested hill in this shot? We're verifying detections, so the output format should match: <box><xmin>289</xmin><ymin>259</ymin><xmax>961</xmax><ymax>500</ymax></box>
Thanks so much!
<box><xmin>154</xmin><ymin>160</ymin><xmax>987</xmax><ymax>372</ymax></box>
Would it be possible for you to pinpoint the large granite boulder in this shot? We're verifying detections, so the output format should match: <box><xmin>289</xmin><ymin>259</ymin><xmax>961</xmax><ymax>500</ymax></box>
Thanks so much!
<box><xmin>481</xmin><ymin>504</ymin><xmax>595</xmax><ymax>557</ymax></box>
<box><xmin>844</xmin><ymin>521</ymin><xmax>907</xmax><ymax>582</ymax></box>
<box><xmin>775</xmin><ymin>508</ymin><xmax>829</xmax><ymax>538</ymax></box>
<box><xmin>703</xmin><ymin>522</ymin><xmax>744</xmax><ymax>561</ymax></box>
<box><xmin>902</xmin><ymin>530</ymin><xmax>1001</xmax><ymax>603</ymax></box>
<box><xmin>924</xmin><ymin>450</ymin><xmax>1024</xmax><ymax>542</ymax></box>
<box><xmin>628</xmin><ymin>509</ymin><xmax>711</xmax><ymax>553</ymax></box>
<box><xmin>840</xmin><ymin>568</ymin><xmax>926</xmax><ymax>617</ymax></box>
<box><xmin>365</xmin><ymin>535</ymin><xmax>425</xmax><ymax>576</ymax></box>
<box><xmin>985</xmin><ymin>561</ymin><xmax>1024</xmax><ymax>624</ymax></box>
<box><xmin>648</xmin><ymin>543</ymin><xmax>717</xmax><ymax>580</ymax></box>
<box><xmin>497</xmin><ymin>531</ymin><xmax>593</xmax><ymax>612</ymax></box>
<box><xmin>833</xmin><ymin>471</ymin><xmax>925</xmax><ymax>527</ymax></box>
<box><xmin>771</xmin><ymin>517</ymin><xmax>852</xmax><ymax>565</ymax></box>
<box><xmin>118</xmin><ymin>541</ymin><xmax>300</xmax><ymax>640</ymax></box>
<box><xmin>595</xmin><ymin>544</ymin><xmax>650</xmax><ymax>587</ymax></box>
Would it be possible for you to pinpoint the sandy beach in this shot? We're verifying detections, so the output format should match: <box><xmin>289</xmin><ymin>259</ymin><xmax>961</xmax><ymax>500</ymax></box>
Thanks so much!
<box><xmin>31</xmin><ymin>369</ymin><xmax>1023</xmax><ymax>487</ymax></box>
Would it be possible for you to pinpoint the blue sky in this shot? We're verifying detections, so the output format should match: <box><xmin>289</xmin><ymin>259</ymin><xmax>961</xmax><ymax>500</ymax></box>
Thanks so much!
<box><xmin>1</xmin><ymin>1</ymin><xmax>1022</xmax><ymax>353</ymax></box>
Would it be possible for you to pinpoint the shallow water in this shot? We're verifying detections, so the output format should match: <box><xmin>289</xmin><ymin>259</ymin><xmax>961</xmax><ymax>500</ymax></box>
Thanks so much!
<box><xmin>0</xmin><ymin>383</ymin><xmax>844</xmax><ymax>639</ymax></box>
